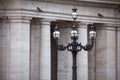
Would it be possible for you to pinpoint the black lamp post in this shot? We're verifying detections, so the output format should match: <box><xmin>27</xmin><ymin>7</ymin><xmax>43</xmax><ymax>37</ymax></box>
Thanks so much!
<box><xmin>53</xmin><ymin>7</ymin><xmax>96</xmax><ymax>80</ymax></box>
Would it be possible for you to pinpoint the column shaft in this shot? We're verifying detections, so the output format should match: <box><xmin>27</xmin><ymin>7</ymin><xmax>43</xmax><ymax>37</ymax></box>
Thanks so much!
<box><xmin>0</xmin><ymin>19</ymin><xmax>10</xmax><ymax>80</ymax></box>
<box><xmin>39</xmin><ymin>19</ymin><xmax>51</xmax><ymax>80</ymax></box>
<box><xmin>106</xmin><ymin>27</ymin><xmax>116</xmax><ymax>80</ymax></box>
<box><xmin>96</xmin><ymin>26</ymin><xmax>116</xmax><ymax>80</ymax></box>
<box><xmin>57</xmin><ymin>22</ymin><xmax>71</xmax><ymax>80</ymax></box>
<box><xmin>9</xmin><ymin>17</ymin><xmax>31</xmax><ymax>80</ymax></box>
<box><xmin>88</xmin><ymin>33</ymin><xmax>96</xmax><ymax>80</ymax></box>
<box><xmin>117</xmin><ymin>28</ymin><xmax>120</xmax><ymax>80</ymax></box>
<box><xmin>77</xmin><ymin>24</ymin><xmax>88</xmax><ymax>80</ymax></box>
<box><xmin>30</xmin><ymin>19</ymin><xmax>41</xmax><ymax>80</ymax></box>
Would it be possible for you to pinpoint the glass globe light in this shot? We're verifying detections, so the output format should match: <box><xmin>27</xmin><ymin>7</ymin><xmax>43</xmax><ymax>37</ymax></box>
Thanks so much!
<box><xmin>71</xmin><ymin>29</ymin><xmax>78</xmax><ymax>39</ymax></box>
<box><xmin>89</xmin><ymin>25</ymin><xmax>96</xmax><ymax>40</ymax></box>
<box><xmin>53</xmin><ymin>25</ymin><xmax>60</xmax><ymax>39</ymax></box>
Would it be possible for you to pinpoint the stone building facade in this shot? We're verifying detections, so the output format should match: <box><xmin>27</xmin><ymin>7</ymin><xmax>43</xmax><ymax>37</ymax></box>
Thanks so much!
<box><xmin>0</xmin><ymin>0</ymin><xmax>120</xmax><ymax>80</ymax></box>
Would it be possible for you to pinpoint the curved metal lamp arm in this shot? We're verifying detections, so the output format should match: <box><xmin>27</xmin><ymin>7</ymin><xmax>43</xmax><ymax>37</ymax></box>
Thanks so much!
<box><xmin>67</xmin><ymin>43</ymin><xmax>73</xmax><ymax>51</ymax></box>
<box><xmin>81</xmin><ymin>39</ymin><xmax>94</xmax><ymax>51</ymax></box>
<box><xmin>77</xmin><ymin>43</ymin><xmax>82</xmax><ymax>51</ymax></box>
<box><xmin>57</xmin><ymin>44</ymin><xmax>67</xmax><ymax>51</ymax></box>
<box><xmin>54</xmin><ymin>39</ymin><xmax>67</xmax><ymax>51</ymax></box>
<box><xmin>66</xmin><ymin>42</ymin><xmax>82</xmax><ymax>52</ymax></box>
<box><xmin>56</xmin><ymin>39</ymin><xmax>94</xmax><ymax>51</ymax></box>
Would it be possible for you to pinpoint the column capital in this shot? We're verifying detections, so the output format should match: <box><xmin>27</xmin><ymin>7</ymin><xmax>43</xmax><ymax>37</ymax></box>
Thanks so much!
<box><xmin>40</xmin><ymin>18</ymin><xmax>56</xmax><ymax>25</ymax></box>
<box><xmin>41</xmin><ymin>18</ymin><xmax>56</xmax><ymax>22</ymax></box>
<box><xmin>31</xmin><ymin>18</ymin><xmax>56</xmax><ymax>25</ymax></box>
<box><xmin>117</xmin><ymin>27</ymin><xmax>120</xmax><ymax>31</ymax></box>
<box><xmin>0</xmin><ymin>16</ymin><xmax>10</xmax><ymax>23</ymax></box>
<box><xmin>8</xmin><ymin>16</ymin><xmax>32</xmax><ymax>23</ymax></box>
<box><xmin>77</xmin><ymin>22</ymin><xmax>90</xmax><ymax>29</ymax></box>
<box><xmin>79</xmin><ymin>22</ymin><xmax>95</xmax><ymax>25</ymax></box>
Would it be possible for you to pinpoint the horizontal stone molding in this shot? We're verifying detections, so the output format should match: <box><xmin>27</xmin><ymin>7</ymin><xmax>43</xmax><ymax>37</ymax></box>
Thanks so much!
<box><xmin>78</xmin><ymin>0</ymin><xmax>120</xmax><ymax>4</ymax></box>
<box><xmin>31</xmin><ymin>18</ymin><xmax>56</xmax><ymax>25</ymax></box>
<box><xmin>0</xmin><ymin>9</ymin><xmax>120</xmax><ymax>26</ymax></box>
<box><xmin>0</xmin><ymin>16</ymin><xmax>10</xmax><ymax>23</ymax></box>
<box><xmin>0</xmin><ymin>5</ymin><xmax>120</xmax><ymax>25</ymax></box>
<box><xmin>0</xmin><ymin>0</ymin><xmax>120</xmax><ymax>26</ymax></box>
<box><xmin>40</xmin><ymin>18</ymin><xmax>56</xmax><ymax>25</ymax></box>
<box><xmin>8</xmin><ymin>16</ymin><xmax>32</xmax><ymax>23</ymax></box>
<box><xmin>33</xmin><ymin>0</ymin><xmax>119</xmax><ymax>8</ymax></box>
<box><xmin>116</xmin><ymin>27</ymin><xmax>120</xmax><ymax>31</ymax></box>
<box><xmin>0</xmin><ymin>15</ymin><xmax>32</xmax><ymax>23</ymax></box>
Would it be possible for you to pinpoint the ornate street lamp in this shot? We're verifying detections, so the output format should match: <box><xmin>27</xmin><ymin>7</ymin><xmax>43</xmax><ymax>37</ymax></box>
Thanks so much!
<box><xmin>53</xmin><ymin>7</ymin><xmax>96</xmax><ymax>80</ymax></box>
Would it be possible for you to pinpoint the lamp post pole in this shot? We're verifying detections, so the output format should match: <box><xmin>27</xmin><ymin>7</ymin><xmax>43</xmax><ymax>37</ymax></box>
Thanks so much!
<box><xmin>72</xmin><ymin>51</ymin><xmax>77</xmax><ymax>80</ymax></box>
<box><xmin>53</xmin><ymin>7</ymin><xmax>96</xmax><ymax>80</ymax></box>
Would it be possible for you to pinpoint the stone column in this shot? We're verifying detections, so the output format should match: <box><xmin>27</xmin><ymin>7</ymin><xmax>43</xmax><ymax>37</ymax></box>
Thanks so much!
<box><xmin>95</xmin><ymin>26</ymin><xmax>107</xmax><ymax>80</ymax></box>
<box><xmin>30</xmin><ymin>19</ymin><xmax>41</xmax><ymax>80</ymax></box>
<box><xmin>88</xmin><ymin>23</ymin><xmax>96</xmax><ymax>80</ymax></box>
<box><xmin>9</xmin><ymin>16</ymin><xmax>31</xmax><ymax>80</ymax></box>
<box><xmin>57</xmin><ymin>22</ymin><xmax>71</xmax><ymax>80</ymax></box>
<box><xmin>77</xmin><ymin>23</ymin><xmax>88</xmax><ymax>80</ymax></box>
<box><xmin>117</xmin><ymin>27</ymin><xmax>120</xmax><ymax>80</ymax></box>
<box><xmin>39</xmin><ymin>19</ymin><xmax>51</xmax><ymax>80</ymax></box>
<box><xmin>95</xmin><ymin>26</ymin><xmax>116</xmax><ymax>80</ymax></box>
<box><xmin>88</xmin><ymin>31</ymin><xmax>96</xmax><ymax>80</ymax></box>
<box><xmin>0</xmin><ymin>17</ymin><xmax>10</xmax><ymax>80</ymax></box>
<box><xmin>106</xmin><ymin>27</ymin><xmax>116</xmax><ymax>80</ymax></box>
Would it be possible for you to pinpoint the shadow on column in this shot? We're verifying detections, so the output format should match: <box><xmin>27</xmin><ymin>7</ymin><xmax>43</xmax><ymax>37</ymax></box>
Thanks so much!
<box><xmin>51</xmin><ymin>22</ymin><xmax>58</xmax><ymax>80</ymax></box>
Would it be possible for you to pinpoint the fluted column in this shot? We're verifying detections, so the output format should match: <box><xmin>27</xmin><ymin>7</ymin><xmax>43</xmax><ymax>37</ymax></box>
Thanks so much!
<box><xmin>9</xmin><ymin>16</ymin><xmax>31</xmax><ymax>80</ymax></box>
<box><xmin>39</xmin><ymin>19</ymin><xmax>51</xmax><ymax>80</ymax></box>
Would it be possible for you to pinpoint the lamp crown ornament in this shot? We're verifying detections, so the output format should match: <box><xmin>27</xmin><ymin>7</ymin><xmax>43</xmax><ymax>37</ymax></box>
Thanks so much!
<box><xmin>72</xmin><ymin>7</ymin><xmax>78</xmax><ymax>20</ymax></box>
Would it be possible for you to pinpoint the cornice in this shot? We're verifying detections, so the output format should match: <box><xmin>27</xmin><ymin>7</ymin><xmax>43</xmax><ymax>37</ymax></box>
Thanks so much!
<box><xmin>0</xmin><ymin>9</ymin><xmax>119</xmax><ymax>25</ymax></box>
<box><xmin>0</xmin><ymin>14</ymin><xmax>32</xmax><ymax>23</ymax></box>
<box><xmin>78</xmin><ymin>0</ymin><xmax>120</xmax><ymax>5</ymax></box>
<box><xmin>36</xmin><ymin>0</ymin><xmax>119</xmax><ymax>9</ymax></box>
<box><xmin>31</xmin><ymin>0</ymin><xmax>120</xmax><ymax>5</ymax></box>
<box><xmin>8</xmin><ymin>16</ymin><xmax>32</xmax><ymax>23</ymax></box>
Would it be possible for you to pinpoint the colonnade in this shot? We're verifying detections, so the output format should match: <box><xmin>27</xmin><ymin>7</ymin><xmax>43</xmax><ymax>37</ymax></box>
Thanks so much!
<box><xmin>0</xmin><ymin>16</ymin><xmax>119</xmax><ymax>80</ymax></box>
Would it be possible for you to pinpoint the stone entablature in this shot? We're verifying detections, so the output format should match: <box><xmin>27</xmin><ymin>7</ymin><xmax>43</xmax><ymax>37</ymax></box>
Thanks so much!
<box><xmin>78</xmin><ymin>0</ymin><xmax>120</xmax><ymax>4</ymax></box>
<box><xmin>0</xmin><ymin>0</ymin><xmax>120</xmax><ymax>26</ymax></box>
